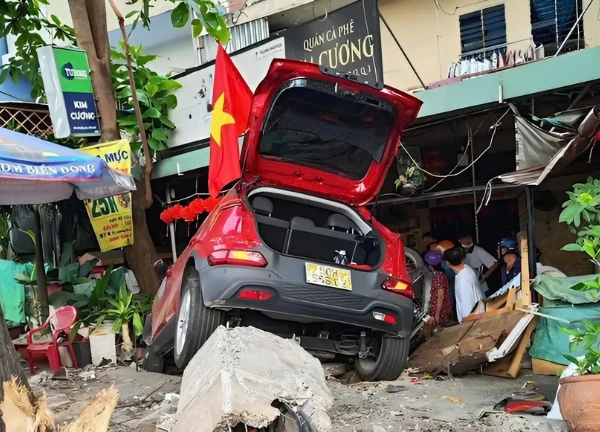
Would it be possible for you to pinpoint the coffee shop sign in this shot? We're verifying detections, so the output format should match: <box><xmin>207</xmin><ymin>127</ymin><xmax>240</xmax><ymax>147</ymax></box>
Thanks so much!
<box><xmin>301</xmin><ymin>19</ymin><xmax>375</xmax><ymax>77</ymax></box>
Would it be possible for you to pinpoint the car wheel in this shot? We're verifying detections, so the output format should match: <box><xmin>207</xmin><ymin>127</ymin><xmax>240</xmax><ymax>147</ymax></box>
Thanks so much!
<box><xmin>174</xmin><ymin>267</ymin><xmax>225</xmax><ymax>370</ymax></box>
<box><xmin>142</xmin><ymin>346</ymin><xmax>164</xmax><ymax>373</ymax></box>
<box><xmin>354</xmin><ymin>334</ymin><xmax>409</xmax><ymax>381</ymax></box>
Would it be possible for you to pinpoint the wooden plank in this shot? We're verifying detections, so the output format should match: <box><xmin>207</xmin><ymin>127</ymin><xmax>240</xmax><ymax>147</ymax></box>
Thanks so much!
<box><xmin>532</xmin><ymin>358</ymin><xmax>565</xmax><ymax>376</ymax></box>
<box><xmin>507</xmin><ymin>317</ymin><xmax>538</xmax><ymax>378</ymax></box>
<box><xmin>482</xmin><ymin>357</ymin><xmax>513</xmax><ymax>378</ymax></box>
<box><xmin>520</xmin><ymin>238</ymin><xmax>532</xmax><ymax>307</ymax></box>
<box><xmin>486</xmin><ymin>292</ymin><xmax>508</xmax><ymax>311</ymax></box>
<box><xmin>465</xmin><ymin>288</ymin><xmax>517</xmax><ymax>322</ymax></box>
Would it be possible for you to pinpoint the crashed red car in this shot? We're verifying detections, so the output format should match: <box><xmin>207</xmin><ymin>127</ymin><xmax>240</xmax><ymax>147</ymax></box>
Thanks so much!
<box><xmin>143</xmin><ymin>59</ymin><xmax>422</xmax><ymax>381</ymax></box>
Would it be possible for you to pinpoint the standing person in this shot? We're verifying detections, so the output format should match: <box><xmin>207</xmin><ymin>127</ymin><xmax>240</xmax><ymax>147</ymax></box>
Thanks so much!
<box><xmin>423</xmin><ymin>251</ymin><xmax>452</xmax><ymax>330</ymax></box>
<box><xmin>443</xmin><ymin>247</ymin><xmax>485</xmax><ymax>323</ymax></box>
<box><xmin>498</xmin><ymin>237</ymin><xmax>521</xmax><ymax>286</ymax></box>
<box><xmin>436</xmin><ymin>240</ymin><xmax>457</xmax><ymax>315</ymax></box>
<box><xmin>459</xmin><ymin>232</ymin><xmax>499</xmax><ymax>293</ymax></box>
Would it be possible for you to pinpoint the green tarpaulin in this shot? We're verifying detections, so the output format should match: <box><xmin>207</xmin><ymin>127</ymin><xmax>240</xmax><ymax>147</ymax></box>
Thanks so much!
<box><xmin>529</xmin><ymin>304</ymin><xmax>600</xmax><ymax>365</ymax></box>
<box><xmin>0</xmin><ymin>259</ymin><xmax>30</xmax><ymax>327</ymax></box>
<box><xmin>534</xmin><ymin>274</ymin><xmax>600</xmax><ymax>306</ymax></box>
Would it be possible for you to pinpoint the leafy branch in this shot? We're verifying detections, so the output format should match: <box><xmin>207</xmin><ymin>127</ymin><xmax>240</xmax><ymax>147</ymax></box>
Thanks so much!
<box><xmin>559</xmin><ymin>177</ymin><xmax>600</xmax><ymax>267</ymax></box>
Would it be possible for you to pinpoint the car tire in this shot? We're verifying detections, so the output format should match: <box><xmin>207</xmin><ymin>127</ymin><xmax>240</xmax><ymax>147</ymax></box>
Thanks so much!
<box><xmin>354</xmin><ymin>334</ymin><xmax>409</xmax><ymax>381</ymax></box>
<box><xmin>174</xmin><ymin>267</ymin><xmax>225</xmax><ymax>370</ymax></box>
<box><xmin>142</xmin><ymin>347</ymin><xmax>164</xmax><ymax>373</ymax></box>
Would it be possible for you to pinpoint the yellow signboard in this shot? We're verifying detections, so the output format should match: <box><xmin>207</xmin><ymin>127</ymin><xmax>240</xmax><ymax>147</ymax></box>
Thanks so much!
<box><xmin>80</xmin><ymin>139</ymin><xmax>134</xmax><ymax>251</ymax></box>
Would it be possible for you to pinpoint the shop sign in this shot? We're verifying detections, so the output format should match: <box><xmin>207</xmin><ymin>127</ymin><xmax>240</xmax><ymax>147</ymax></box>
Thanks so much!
<box><xmin>282</xmin><ymin>0</ymin><xmax>384</xmax><ymax>88</ymax></box>
<box><xmin>37</xmin><ymin>46</ymin><xmax>101</xmax><ymax>138</ymax></box>
<box><xmin>80</xmin><ymin>139</ymin><xmax>134</xmax><ymax>252</ymax></box>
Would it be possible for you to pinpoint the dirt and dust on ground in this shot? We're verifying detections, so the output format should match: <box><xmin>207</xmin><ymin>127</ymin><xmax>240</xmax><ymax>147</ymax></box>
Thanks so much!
<box><xmin>26</xmin><ymin>361</ymin><xmax>567</xmax><ymax>432</ymax></box>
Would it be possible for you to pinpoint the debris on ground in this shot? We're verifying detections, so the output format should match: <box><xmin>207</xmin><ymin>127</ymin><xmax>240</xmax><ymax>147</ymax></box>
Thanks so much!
<box><xmin>176</xmin><ymin>325</ymin><xmax>333</xmax><ymax>432</ymax></box>
<box><xmin>409</xmin><ymin>310</ymin><xmax>525</xmax><ymax>375</ymax></box>
<box><xmin>442</xmin><ymin>395</ymin><xmax>463</xmax><ymax>405</ymax></box>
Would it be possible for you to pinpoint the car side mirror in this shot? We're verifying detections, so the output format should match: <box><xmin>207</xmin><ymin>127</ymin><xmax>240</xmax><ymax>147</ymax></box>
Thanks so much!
<box><xmin>154</xmin><ymin>259</ymin><xmax>168</xmax><ymax>279</ymax></box>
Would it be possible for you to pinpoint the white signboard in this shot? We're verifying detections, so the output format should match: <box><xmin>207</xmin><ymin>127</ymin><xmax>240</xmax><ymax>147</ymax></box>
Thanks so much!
<box><xmin>168</xmin><ymin>37</ymin><xmax>285</xmax><ymax>148</ymax></box>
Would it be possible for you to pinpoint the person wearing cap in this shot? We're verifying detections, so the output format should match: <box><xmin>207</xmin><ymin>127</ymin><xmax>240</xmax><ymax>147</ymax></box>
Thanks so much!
<box><xmin>443</xmin><ymin>247</ymin><xmax>485</xmax><ymax>323</ymax></box>
<box><xmin>423</xmin><ymin>251</ymin><xmax>452</xmax><ymax>330</ymax></box>
<box><xmin>459</xmin><ymin>233</ymin><xmax>499</xmax><ymax>292</ymax></box>
<box><xmin>498</xmin><ymin>236</ymin><xmax>521</xmax><ymax>286</ymax></box>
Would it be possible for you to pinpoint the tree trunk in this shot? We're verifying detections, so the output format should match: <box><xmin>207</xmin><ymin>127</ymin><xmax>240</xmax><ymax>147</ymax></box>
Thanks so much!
<box><xmin>125</xmin><ymin>180</ymin><xmax>159</xmax><ymax>295</ymax></box>
<box><xmin>68</xmin><ymin>0</ymin><xmax>159</xmax><ymax>295</ymax></box>
<box><xmin>121</xmin><ymin>321</ymin><xmax>133</xmax><ymax>357</ymax></box>
<box><xmin>68</xmin><ymin>0</ymin><xmax>119</xmax><ymax>142</ymax></box>
<box><xmin>0</xmin><ymin>305</ymin><xmax>30</xmax><ymax>432</ymax></box>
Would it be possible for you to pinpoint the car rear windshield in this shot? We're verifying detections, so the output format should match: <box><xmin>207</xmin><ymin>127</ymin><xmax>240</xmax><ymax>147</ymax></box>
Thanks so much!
<box><xmin>259</xmin><ymin>82</ymin><xmax>396</xmax><ymax>180</ymax></box>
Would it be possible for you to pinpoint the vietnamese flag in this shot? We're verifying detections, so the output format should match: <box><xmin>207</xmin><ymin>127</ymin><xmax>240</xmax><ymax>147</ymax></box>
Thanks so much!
<box><xmin>208</xmin><ymin>44</ymin><xmax>253</xmax><ymax>198</ymax></box>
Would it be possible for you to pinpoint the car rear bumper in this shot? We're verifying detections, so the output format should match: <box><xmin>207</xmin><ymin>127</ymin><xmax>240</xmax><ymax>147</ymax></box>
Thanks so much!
<box><xmin>199</xmin><ymin>264</ymin><xmax>414</xmax><ymax>338</ymax></box>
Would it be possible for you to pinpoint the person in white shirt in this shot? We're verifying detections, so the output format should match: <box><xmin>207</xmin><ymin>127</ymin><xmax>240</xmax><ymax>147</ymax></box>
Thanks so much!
<box><xmin>444</xmin><ymin>247</ymin><xmax>485</xmax><ymax>323</ymax></box>
<box><xmin>459</xmin><ymin>233</ymin><xmax>499</xmax><ymax>292</ymax></box>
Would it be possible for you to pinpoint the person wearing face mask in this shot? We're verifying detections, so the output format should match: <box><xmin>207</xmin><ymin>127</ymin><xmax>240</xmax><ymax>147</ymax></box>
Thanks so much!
<box><xmin>458</xmin><ymin>232</ymin><xmax>499</xmax><ymax>294</ymax></box>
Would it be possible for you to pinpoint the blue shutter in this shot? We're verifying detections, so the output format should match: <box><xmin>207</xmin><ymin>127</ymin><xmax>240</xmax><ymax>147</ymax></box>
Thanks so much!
<box><xmin>460</xmin><ymin>5</ymin><xmax>506</xmax><ymax>55</ymax></box>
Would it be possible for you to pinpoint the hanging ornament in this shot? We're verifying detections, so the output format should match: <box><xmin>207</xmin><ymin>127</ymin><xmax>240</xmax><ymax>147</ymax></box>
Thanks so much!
<box><xmin>170</xmin><ymin>204</ymin><xmax>184</xmax><ymax>220</ymax></box>
<box><xmin>203</xmin><ymin>196</ymin><xmax>221</xmax><ymax>213</ymax></box>
<box><xmin>160</xmin><ymin>208</ymin><xmax>174</xmax><ymax>225</ymax></box>
<box><xmin>180</xmin><ymin>205</ymin><xmax>196</xmax><ymax>223</ymax></box>
<box><xmin>189</xmin><ymin>198</ymin><xmax>205</xmax><ymax>215</ymax></box>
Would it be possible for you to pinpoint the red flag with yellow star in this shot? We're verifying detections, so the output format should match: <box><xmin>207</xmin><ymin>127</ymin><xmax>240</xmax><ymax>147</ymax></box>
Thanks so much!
<box><xmin>208</xmin><ymin>44</ymin><xmax>253</xmax><ymax>197</ymax></box>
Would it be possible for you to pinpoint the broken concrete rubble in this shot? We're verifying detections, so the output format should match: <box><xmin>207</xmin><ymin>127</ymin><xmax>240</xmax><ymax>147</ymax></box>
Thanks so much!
<box><xmin>176</xmin><ymin>325</ymin><xmax>333</xmax><ymax>432</ymax></box>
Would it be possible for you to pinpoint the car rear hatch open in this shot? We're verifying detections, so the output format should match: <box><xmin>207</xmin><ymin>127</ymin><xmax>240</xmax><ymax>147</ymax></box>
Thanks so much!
<box><xmin>241</xmin><ymin>59</ymin><xmax>422</xmax><ymax>207</ymax></box>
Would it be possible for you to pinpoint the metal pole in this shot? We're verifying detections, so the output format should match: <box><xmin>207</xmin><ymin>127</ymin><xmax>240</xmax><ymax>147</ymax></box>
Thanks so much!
<box><xmin>379</xmin><ymin>8</ymin><xmax>426</xmax><ymax>88</ymax></box>
<box><xmin>555</xmin><ymin>0</ymin><xmax>596</xmax><ymax>57</ymax></box>
<box><xmin>166</xmin><ymin>182</ymin><xmax>178</xmax><ymax>262</ymax></box>
<box><xmin>525</xmin><ymin>186</ymin><xmax>537</xmax><ymax>283</ymax></box>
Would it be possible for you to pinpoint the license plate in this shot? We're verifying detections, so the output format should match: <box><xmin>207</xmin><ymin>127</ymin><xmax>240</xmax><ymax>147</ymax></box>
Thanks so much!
<box><xmin>305</xmin><ymin>263</ymin><xmax>352</xmax><ymax>291</ymax></box>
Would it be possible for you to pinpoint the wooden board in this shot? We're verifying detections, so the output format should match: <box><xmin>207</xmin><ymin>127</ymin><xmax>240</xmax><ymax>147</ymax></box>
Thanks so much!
<box><xmin>532</xmin><ymin>358</ymin><xmax>565</xmax><ymax>376</ymax></box>
<box><xmin>507</xmin><ymin>317</ymin><xmax>538</xmax><ymax>378</ymax></box>
<box><xmin>520</xmin><ymin>238</ymin><xmax>532</xmax><ymax>307</ymax></box>
<box><xmin>465</xmin><ymin>287</ymin><xmax>517</xmax><ymax>322</ymax></box>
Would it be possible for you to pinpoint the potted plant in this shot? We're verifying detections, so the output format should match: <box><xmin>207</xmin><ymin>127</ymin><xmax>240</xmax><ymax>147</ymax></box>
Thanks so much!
<box><xmin>558</xmin><ymin>319</ymin><xmax>600</xmax><ymax>431</ymax></box>
<box><xmin>557</xmin><ymin>177</ymin><xmax>600</xmax><ymax>430</ymax></box>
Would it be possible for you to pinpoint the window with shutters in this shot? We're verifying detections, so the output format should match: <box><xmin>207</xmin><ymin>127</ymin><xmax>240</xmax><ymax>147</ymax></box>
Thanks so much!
<box><xmin>530</xmin><ymin>0</ymin><xmax>584</xmax><ymax>53</ymax></box>
<box><xmin>459</xmin><ymin>5</ymin><xmax>507</xmax><ymax>56</ymax></box>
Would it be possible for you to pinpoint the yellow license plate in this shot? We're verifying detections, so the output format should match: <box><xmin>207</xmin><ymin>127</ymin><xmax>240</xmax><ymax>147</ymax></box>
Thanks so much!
<box><xmin>305</xmin><ymin>263</ymin><xmax>352</xmax><ymax>291</ymax></box>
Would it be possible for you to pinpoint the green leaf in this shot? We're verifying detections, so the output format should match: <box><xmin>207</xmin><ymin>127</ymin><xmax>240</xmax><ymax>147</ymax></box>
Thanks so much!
<box><xmin>152</xmin><ymin>127</ymin><xmax>167</xmax><ymax>141</ymax></box>
<box><xmin>148</xmin><ymin>137</ymin><xmax>166</xmax><ymax>151</ymax></box>
<box><xmin>164</xmin><ymin>94</ymin><xmax>177</xmax><ymax>109</ymax></box>
<box><xmin>563</xmin><ymin>354</ymin><xmax>580</xmax><ymax>366</ymax></box>
<box><xmin>192</xmin><ymin>18</ymin><xmax>203</xmax><ymax>38</ymax></box>
<box><xmin>69</xmin><ymin>321</ymin><xmax>82</xmax><ymax>342</ymax></box>
<box><xmin>118</xmin><ymin>114</ymin><xmax>138</xmax><ymax>126</ymax></box>
<box><xmin>143</xmin><ymin>107</ymin><xmax>161</xmax><ymax>119</ymax></box>
<box><xmin>112</xmin><ymin>318</ymin><xmax>123</xmax><ymax>334</ymax></box>
<box><xmin>19</xmin><ymin>228</ymin><xmax>36</xmax><ymax>246</ymax></box>
<box><xmin>126</xmin><ymin>10</ymin><xmax>138</xmax><ymax>19</ymax></box>
<box><xmin>159</xmin><ymin>115</ymin><xmax>175</xmax><ymax>129</ymax></box>
<box><xmin>171</xmin><ymin>2</ymin><xmax>190</xmax><ymax>28</ymax></box>
<box><xmin>59</xmin><ymin>241</ymin><xmax>74</xmax><ymax>267</ymax></box>
<box><xmin>145</xmin><ymin>83</ymin><xmax>158</xmax><ymax>98</ymax></box>
<box><xmin>133</xmin><ymin>312</ymin><xmax>143</xmax><ymax>336</ymax></box>
<box><xmin>48</xmin><ymin>291</ymin><xmax>89</xmax><ymax>309</ymax></box>
<box><xmin>137</xmin><ymin>54</ymin><xmax>158</xmax><ymax>66</ymax></box>
<box><xmin>157</xmin><ymin>80</ymin><xmax>182</xmax><ymax>92</ymax></box>
<box><xmin>562</xmin><ymin>243</ymin><xmax>582</xmax><ymax>252</ymax></box>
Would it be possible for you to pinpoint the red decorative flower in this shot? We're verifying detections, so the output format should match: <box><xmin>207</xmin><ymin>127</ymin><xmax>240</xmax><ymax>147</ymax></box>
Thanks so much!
<box><xmin>160</xmin><ymin>208</ymin><xmax>174</xmax><ymax>225</ymax></box>
<box><xmin>203</xmin><ymin>196</ymin><xmax>222</xmax><ymax>213</ymax></box>
<box><xmin>180</xmin><ymin>205</ymin><xmax>196</xmax><ymax>223</ymax></box>
<box><xmin>189</xmin><ymin>198</ymin><xmax>205</xmax><ymax>215</ymax></box>
<box><xmin>170</xmin><ymin>204</ymin><xmax>184</xmax><ymax>220</ymax></box>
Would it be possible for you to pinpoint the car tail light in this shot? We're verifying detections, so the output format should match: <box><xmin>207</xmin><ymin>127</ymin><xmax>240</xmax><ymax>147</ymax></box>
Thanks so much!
<box><xmin>238</xmin><ymin>289</ymin><xmax>272</xmax><ymax>301</ymax></box>
<box><xmin>208</xmin><ymin>250</ymin><xmax>267</xmax><ymax>267</ymax></box>
<box><xmin>382</xmin><ymin>277</ymin><xmax>413</xmax><ymax>299</ymax></box>
<box><xmin>373</xmin><ymin>311</ymin><xmax>397</xmax><ymax>325</ymax></box>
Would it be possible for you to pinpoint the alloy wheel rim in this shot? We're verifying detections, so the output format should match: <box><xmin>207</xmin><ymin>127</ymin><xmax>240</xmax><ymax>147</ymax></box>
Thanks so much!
<box><xmin>176</xmin><ymin>289</ymin><xmax>191</xmax><ymax>356</ymax></box>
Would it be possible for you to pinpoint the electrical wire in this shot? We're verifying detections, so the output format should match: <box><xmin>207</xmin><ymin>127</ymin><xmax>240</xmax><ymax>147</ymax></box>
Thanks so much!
<box><xmin>400</xmin><ymin>108</ymin><xmax>510</xmax><ymax>179</ymax></box>
<box><xmin>425</xmin><ymin>112</ymin><xmax>491</xmax><ymax>192</ymax></box>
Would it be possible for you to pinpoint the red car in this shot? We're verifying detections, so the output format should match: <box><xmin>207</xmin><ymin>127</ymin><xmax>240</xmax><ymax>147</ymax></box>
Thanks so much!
<box><xmin>144</xmin><ymin>59</ymin><xmax>422</xmax><ymax>381</ymax></box>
